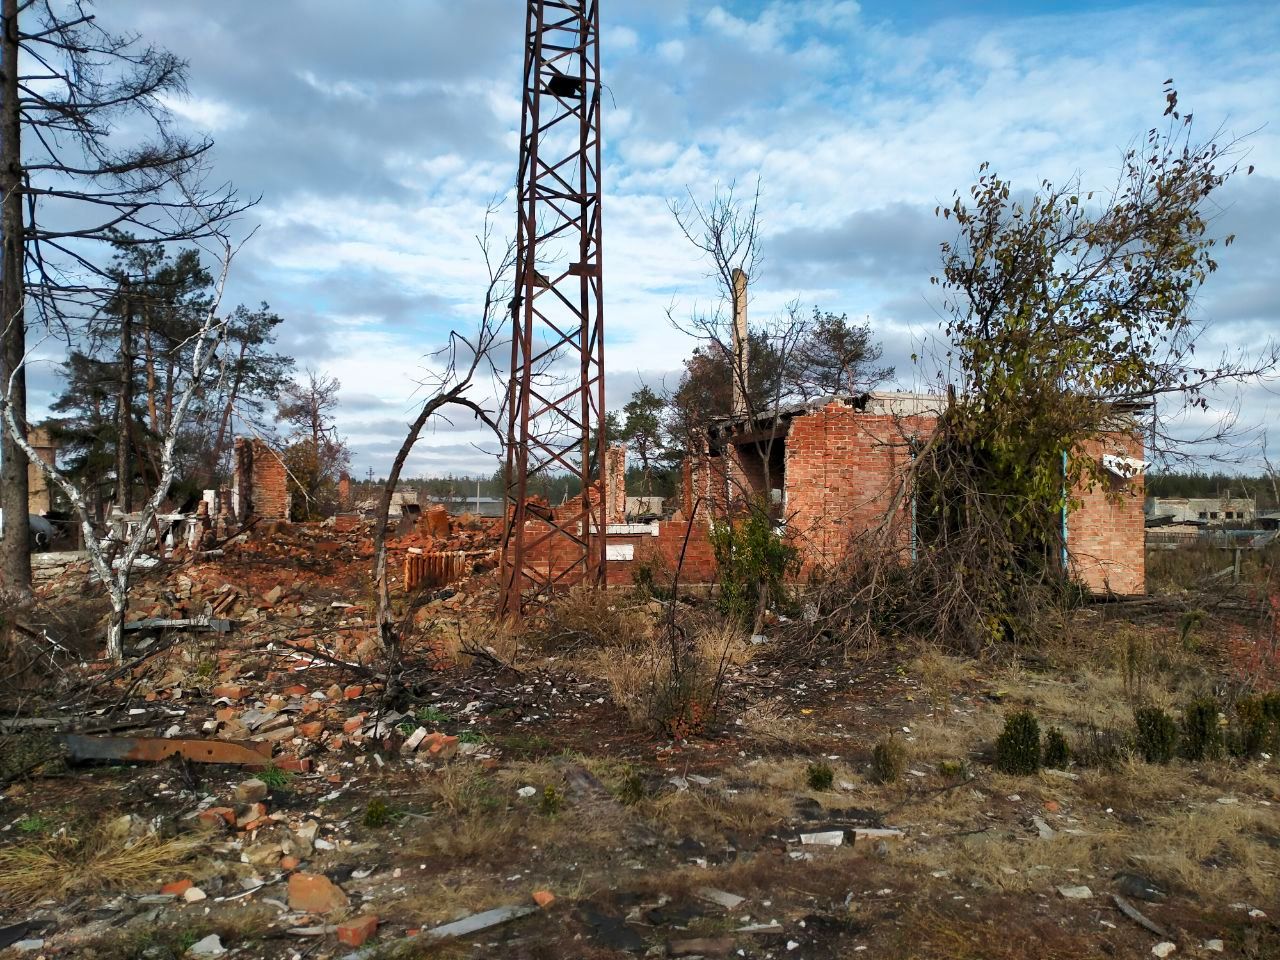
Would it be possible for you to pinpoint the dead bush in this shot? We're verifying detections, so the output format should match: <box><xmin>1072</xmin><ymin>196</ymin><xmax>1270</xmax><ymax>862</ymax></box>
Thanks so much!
<box><xmin>1</xmin><ymin>591</ymin><xmax>106</xmax><ymax>694</ymax></box>
<box><xmin>594</xmin><ymin>616</ymin><xmax>743</xmax><ymax>737</ymax></box>
<box><xmin>534</xmin><ymin>585</ymin><xmax>654</xmax><ymax>652</ymax></box>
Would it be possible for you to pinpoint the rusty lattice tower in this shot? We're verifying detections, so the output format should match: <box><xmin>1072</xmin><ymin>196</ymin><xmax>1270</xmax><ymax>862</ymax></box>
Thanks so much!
<box><xmin>500</xmin><ymin>0</ymin><xmax>606</xmax><ymax>618</ymax></box>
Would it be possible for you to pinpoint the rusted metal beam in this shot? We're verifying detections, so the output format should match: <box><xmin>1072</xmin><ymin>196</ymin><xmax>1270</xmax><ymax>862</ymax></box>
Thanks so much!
<box><xmin>500</xmin><ymin>0</ymin><xmax>607</xmax><ymax>620</ymax></box>
<box><xmin>64</xmin><ymin>734</ymin><xmax>273</xmax><ymax>766</ymax></box>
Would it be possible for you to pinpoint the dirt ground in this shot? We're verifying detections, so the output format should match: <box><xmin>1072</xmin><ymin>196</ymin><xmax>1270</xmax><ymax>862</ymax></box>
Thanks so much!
<box><xmin>2</xmin><ymin>530</ymin><xmax>1279</xmax><ymax>959</ymax></box>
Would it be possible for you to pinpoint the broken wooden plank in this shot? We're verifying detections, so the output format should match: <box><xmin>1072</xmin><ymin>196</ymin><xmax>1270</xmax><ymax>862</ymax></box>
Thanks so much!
<box><xmin>64</xmin><ymin>734</ymin><xmax>272</xmax><ymax>766</ymax></box>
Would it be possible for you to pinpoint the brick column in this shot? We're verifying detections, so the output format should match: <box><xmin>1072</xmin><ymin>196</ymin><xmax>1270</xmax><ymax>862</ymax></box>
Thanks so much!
<box><xmin>604</xmin><ymin>445</ymin><xmax>627</xmax><ymax>523</ymax></box>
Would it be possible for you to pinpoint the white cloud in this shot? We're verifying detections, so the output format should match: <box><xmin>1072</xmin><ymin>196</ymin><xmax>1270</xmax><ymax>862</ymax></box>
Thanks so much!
<box><xmin>158</xmin><ymin>94</ymin><xmax>246</xmax><ymax>131</ymax></box>
<box><xmin>32</xmin><ymin>1</ymin><xmax>1278</xmax><ymax>476</ymax></box>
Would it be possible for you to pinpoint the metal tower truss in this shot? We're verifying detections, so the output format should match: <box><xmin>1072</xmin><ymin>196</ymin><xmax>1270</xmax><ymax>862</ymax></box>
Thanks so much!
<box><xmin>500</xmin><ymin>0</ymin><xmax>605</xmax><ymax>617</ymax></box>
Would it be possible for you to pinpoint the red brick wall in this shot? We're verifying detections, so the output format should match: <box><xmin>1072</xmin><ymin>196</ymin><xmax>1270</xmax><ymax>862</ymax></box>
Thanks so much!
<box><xmin>784</xmin><ymin>402</ymin><xmax>937</xmax><ymax>571</ymax></box>
<box><xmin>233</xmin><ymin>437</ymin><xmax>291</xmax><ymax>522</ymax></box>
<box><xmin>1066</xmin><ymin>433</ymin><xmax>1146</xmax><ymax>595</ymax></box>
<box><xmin>605</xmin><ymin>520</ymin><xmax>717</xmax><ymax>586</ymax></box>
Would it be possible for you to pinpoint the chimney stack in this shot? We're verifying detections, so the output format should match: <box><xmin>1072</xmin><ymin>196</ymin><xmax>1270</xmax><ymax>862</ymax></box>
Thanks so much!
<box><xmin>731</xmin><ymin>268</ymin><xmax>749</xmax><ymax>417</ymax></box>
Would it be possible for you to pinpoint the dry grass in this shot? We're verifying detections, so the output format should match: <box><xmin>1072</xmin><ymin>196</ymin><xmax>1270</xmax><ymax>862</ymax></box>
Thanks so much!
<box><xmin>736</xmin><ymin>699</ymin><xmax>821</xmax><ymax>746</ymax></box>
<box><xmin>586</xmin><ymin>615</ymin><xmax>750</xmax><ymax>733</ymax></box>
<box><xmin>892</xmin><ymin>905</ymin><xmax>1109</xmax><ymax>960</ymax></box>
<box><xmin>908</xmin><ymin>714</ymin><xmax>999</xmax><ymax>762</ymax></box>
<box><xmin>641</xmin><ymin>785</ymin><xmax>790</xmax><ymax>839</ymax></box>
<box><xmin>911</xmin><ymin>647</ymin><xmax>975</xmax><ymax>716</ymax></box>
<box><xmin>694</xmin><ymin>619</ymin><xmax>755</xmax><ymax>669</ymax></box>
<box><xmin>593</xmin><ymin>642</ymin><xmax>667</xmax><ymax>729</ymax></box>
<box><xmin>0</xmin><ymin>825</ymin><xmax>204</xmax><ymax>905</ymax></box>
<box><xmin>426</xmin><ymin>615</ymin><xmax>523</xmax><ymax>666</ymax></box>
<box><xmin>535</xmin><ymin>585</ymin><xmax>654</xmax><ymax>652</ymax></box>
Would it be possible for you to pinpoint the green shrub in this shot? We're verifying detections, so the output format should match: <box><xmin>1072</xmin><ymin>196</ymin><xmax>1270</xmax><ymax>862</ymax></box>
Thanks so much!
<box><xmin>1042</xmin><ymin>727</ymin><xmax>1070</xmax><ymax>769</ymax></box>
<box><xmin>1181</xmin><ymin>697</ymin><xmax>1223</xmax><ymax>761</ymax></box>
<box><xmin>363</xmin><ymin>798</ymin><xmax>395</xmax><ymax>828</ymax></box>
<box><xmin>709</xmin><ymin>500</ymin><xmax>799</xmax><ymax>624</ymax></box>
<box><xmin>1134</xmin><ymin>706</ymin><xmax>1178</xmax><ymax>764</ymax></box>
<box><xmin>1227</xmin><ymin>697</ymin><xmax>1275</xmax><ymax>759</ymax></box>
<box><xmin>995</xmin><ymin>711</ymin><xmax>1042</xmax><ymax>775</ymax></box>
<box><xmin>871</xmin><ymin>736</ymin><xmax>908</xmax><ymax>784</ymax></box>
<box><xmin>539</xmin><ymin>785</ymin><xmax>564</xmax><ymax>817</ymax></box>
<box><xmin>938</xmin><ymin>759</ymin><xmax>971</xmax><ymax>781</ymax></box>
<box><xmin>1262</xmin><ymin>692</ymin><xmax>1280</xmax><ymax>725</ymax></box>
<box><xmin>615</xmin><ymin>766</ymin><xmax>646</xmax><ymax>806</ymax></box>
<box><xmin>806</xmin><ymin>761</ymin><xmax>835</xmax><ymax>791</ymax></box>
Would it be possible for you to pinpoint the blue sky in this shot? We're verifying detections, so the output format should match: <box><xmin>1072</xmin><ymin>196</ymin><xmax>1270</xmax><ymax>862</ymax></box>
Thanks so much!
<box><xmin>29</xmin><ymin>0</ymin><xmax>1279</xmax><ymax>477</ymax></box>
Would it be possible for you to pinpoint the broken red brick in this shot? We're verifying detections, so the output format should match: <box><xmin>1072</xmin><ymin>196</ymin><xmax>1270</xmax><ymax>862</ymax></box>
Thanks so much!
<box><xmin>343</xmin><ymin>684</ymin><xmax>364</xmax><ymax>700</ymax></box>
<box><xmin>280</xmin><ymin>855</ymin><xmax>301</xmax><ymax>871</ymax></box>
<box><xmin>301</xmin><ymin>700</ymin><xmax>322</xmax><ymax>716</ymax></box>
<box><xmin>283</xmin><ymin>684</ymin><xmax>308</xmax><ymax>697</ymax></box>
<box><xmin>297</xmin><ymin>721</ymin><xmax>325</xmax><ymax>739</ymax></box>
<box><xmin>273</xmin><ymin>756</ymin><xmax>313</xmax><ymax>774</ymax></box>
<box><xmin>336</xmin><ymin>914</ymin><xmax>379</xmax><ymax>947</ymax></box>
<box><xmin>287</xmin><ymin>872</ymin><xmax>349</xmax><ymax>915</ymax></box>
<box><xmin>215</xmin><ymin>707</ymin><xmax>236</xmax><ymax>723</ymax></box>
<box><xmin>343</xmin><ymin>713</ymin><xmax>367</xmax><ymax>733</ymax></box>
<box><xmin>1044</xmin><ymin>800</ymin><xmax>1061</xmax><ymax>813</ymax></box>
<box><xmin>161</xmin><ymin>879</ymin><xmax>193</xmax><ymax>896</ymax></box>
<box><xmin>533</xmin><ymin>889</ymin><xmax>556</xmax><ymax>908</ymax></box>
<box><xmin>211</xmin><ymin>684</ymin><xmax>247</xmax><ymax>701</ymax></box>
<box><xmin>424</xmin><ymin>733</ymin><xmax>459</xmax><ymax>759</ymax></box>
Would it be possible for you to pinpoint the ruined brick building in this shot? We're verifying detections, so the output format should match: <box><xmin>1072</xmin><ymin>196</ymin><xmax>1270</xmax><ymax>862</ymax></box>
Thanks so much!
<box><xmin>585</xmin><ymin>392</ymin><xmax>1147</xmax><ymax>597</ymax></box>
<box><xmin>696</xmin><ymin>393</ymin><xmax>1146</xmax><ymax>594</ymax></box>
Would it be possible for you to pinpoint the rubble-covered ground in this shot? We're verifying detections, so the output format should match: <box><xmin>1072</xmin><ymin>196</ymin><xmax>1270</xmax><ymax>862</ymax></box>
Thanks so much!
<box><xmin>2</xmin><ymin>522</ymin><xmax>1278</xmax><ymax>960</ymax></box>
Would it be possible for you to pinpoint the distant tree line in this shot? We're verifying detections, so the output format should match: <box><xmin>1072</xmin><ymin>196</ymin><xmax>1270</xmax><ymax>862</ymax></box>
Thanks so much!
<box><xmin>1145</xmin><ymin>470</ymin><xmax>1279</xmax><ymax>510</ymax></box>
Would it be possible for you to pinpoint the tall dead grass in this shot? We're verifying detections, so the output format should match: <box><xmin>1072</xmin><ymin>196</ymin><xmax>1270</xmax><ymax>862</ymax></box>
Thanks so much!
<box><xmin>0</xmin><ymin>825</ymin><xmax>204</xmax><ymax>905</ymax></box>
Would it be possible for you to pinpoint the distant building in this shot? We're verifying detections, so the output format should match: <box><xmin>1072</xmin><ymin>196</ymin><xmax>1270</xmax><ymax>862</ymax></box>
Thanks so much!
<box><xmin>428</xmin><ymin>496</ymin><xmax>505</xmax><ymax>518</ymax></box>
<box><xmin>1146</xmin><ymin>497</ymin><xmax>1256</xmax><ymax>526</ymax></box>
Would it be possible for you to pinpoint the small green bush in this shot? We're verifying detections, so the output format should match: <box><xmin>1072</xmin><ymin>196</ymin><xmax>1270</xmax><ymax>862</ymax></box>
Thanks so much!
<box><xmin>1181</xmin><ymin>697</ymin><xmax>1223</xmax><ymax>761</ymax></box>
<box><xmin>871</xmin><ymin>736</ymin><xmax>908</xmax><ymax>784</ymax></box>
<box><xmin>709</xmin><ymin>500</ymin><xmax>799</xmax><ymax>624</ymax></box>
<box><xmin>539</xmin><ymin>785</ymin><xmax>564</xmax><ymax>816</ymax></box>
<box><xmin>995</xmin><ymin>710</ymin><xmax>1042</xmax><ymax>775</ymax></box>
<box><xmin>615</xmin><ymin>766</ymin><xmax>646</xmax><ymax>806</ymax></box>
<box><xmin>1134</xmin><ymin>706</ymin><xmax>1178</xmax><ymax>764</ymax></box>
<box><xmin>1262</xmin><ymin>692</ymin><xmax>1280</xmax><ymax>724</ymax></box>
<box><xmin>1042</xmin><ymin>727</ymin><xmax>1070</xmax><ymax>769</ymax></box>
<box><xmin>363</xmin><ymin>797</ymin><xmax>395</xmax><ymax>828</ymax></box>
<box><xmin>806</xmin><ymin>761</ymin><xmax>835</xmax><ymax>791</ymax></box>
<box><xmin>1228</xmin><ymin>697</ymin><xmax>1276</xmax><ymax>759</ymax></box>
<box><xmin>938</xmin><ymin>759</ymin><xmax>970</xmax><ymax>781</ymax></box>
<box><xmin>16</xmin><ymin>815</ymin><xmax>53</xmax><ymax>835</ymax></box>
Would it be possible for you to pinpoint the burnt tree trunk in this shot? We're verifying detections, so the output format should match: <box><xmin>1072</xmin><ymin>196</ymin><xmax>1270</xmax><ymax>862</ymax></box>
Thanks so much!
<box><xmin>0</xmin><ymin>0</ymin><xmax>30</xmax><ymax>598</ymax></box>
